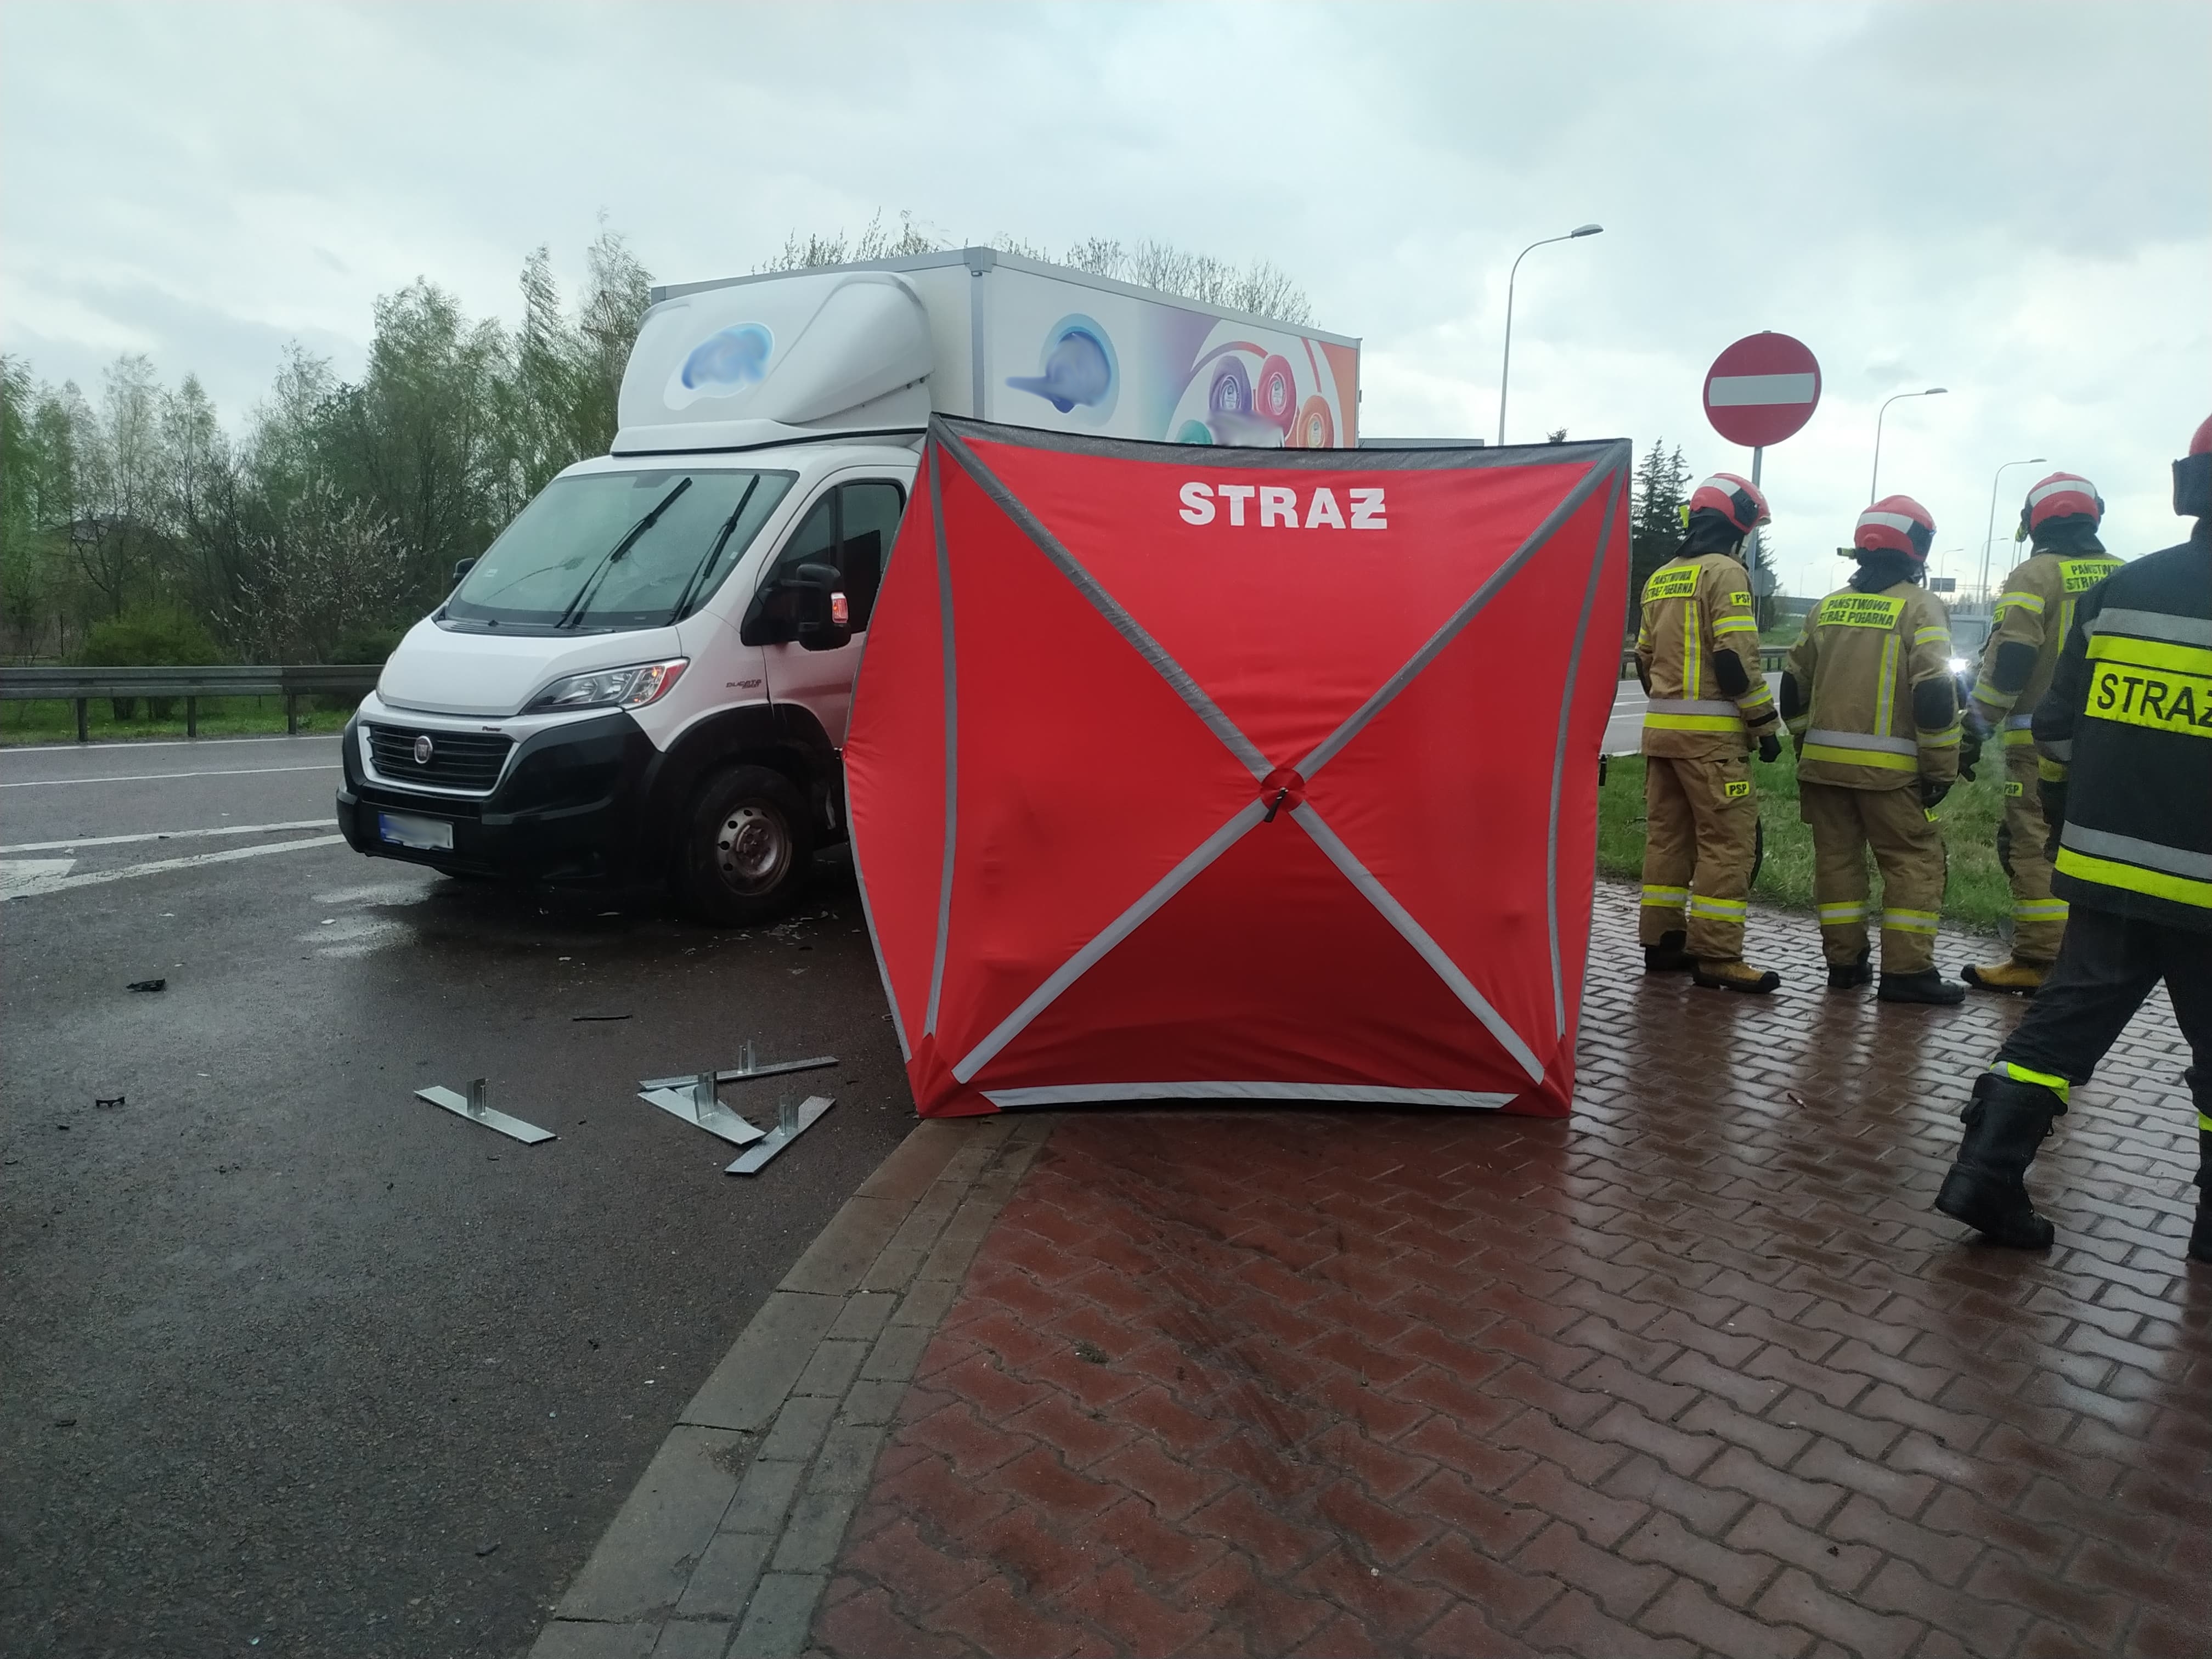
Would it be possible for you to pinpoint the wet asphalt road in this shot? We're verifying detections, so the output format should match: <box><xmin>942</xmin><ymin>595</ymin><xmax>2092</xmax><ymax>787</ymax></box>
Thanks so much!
<box><xmin>0</xmin><ymin>736</ymin><xmax>915</xmax><ymax>1658</ymax></box>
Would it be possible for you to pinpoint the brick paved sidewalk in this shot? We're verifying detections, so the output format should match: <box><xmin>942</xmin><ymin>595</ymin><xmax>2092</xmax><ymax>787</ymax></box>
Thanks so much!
<box><xmin>814</xmin><ymin>886</ymin><xmax>2210</xmax><ymax>1658</ymax></box>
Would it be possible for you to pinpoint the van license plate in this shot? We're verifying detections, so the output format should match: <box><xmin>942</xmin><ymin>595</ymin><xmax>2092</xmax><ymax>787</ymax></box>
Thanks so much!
<box><xmin>377</xmin><ymin>812</ymin><xmax>453</xmax><ymax>851</ymax></box>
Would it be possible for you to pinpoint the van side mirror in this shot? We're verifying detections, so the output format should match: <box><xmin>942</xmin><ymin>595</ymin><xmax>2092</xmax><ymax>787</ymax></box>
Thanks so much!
<box><xmin>452</xmin><ymin>557</ymin><xmax>477</xmax><ymax>586</ymax></box>
<box><xmin>790</xmin><ymin>562</ymin><xmax>853</xmax><ymax>651</ymax></box>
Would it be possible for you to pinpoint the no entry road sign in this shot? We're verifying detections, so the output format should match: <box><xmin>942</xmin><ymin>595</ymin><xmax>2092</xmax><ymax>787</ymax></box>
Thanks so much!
<box><xmin>1703</xmin><ymin>333</ymin><xmax>1821</xmax><ymax>448</ymax></box>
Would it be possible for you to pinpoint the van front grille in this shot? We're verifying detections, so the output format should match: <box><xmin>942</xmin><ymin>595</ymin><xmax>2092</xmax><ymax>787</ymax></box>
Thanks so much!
<box><xmin>366</xmin><ymin>724</ymin><xmax>512</xmax><ymax>794</ymax></box>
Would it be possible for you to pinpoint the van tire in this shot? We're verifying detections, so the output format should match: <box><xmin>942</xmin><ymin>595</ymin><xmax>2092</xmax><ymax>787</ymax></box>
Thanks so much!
<box><xmin>680</xmin><ymin>764</ymin><xmax>813</xmax><ymax>926</ymax></box>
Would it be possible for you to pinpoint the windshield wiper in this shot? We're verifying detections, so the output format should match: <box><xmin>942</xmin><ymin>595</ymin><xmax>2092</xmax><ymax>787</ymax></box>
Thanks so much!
<box><xmin>667</xmin><ymin>477</ymin><xmax>761</xmax><ymax>624</ymax></box>
<box><xmin>553</xmin><ymin>476</ymin><xmax>693</xmax><ymax>629</ymax></box>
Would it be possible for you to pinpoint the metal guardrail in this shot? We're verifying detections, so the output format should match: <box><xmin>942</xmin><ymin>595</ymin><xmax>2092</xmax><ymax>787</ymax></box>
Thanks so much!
<box><xmin>1618</xmin><ymin>647</ymin><xmax>1790</xmax><ymax>679</ymax></box>
<box><xmin>0</xmin><ymin>664</ymin><xmax>381</xmax><ymax>740</ymax></box>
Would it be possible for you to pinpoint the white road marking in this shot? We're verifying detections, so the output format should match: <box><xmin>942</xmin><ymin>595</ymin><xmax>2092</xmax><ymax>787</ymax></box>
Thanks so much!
<box><xmin>0</xmin><ymin>834</ymin><xmax>346</xmax><ymax>901</ymax></box>
<box><xmin>1</xmin><ymin>819</ymin><xmax>331</xmax><ymax>854</ymax></box>
<box><xmin>0</xmin><ymin>858</ymin><xmax>77</xmax><ymax>898</ymax></box>
<box><xmin>0</xmin><ymin>764</ymin><xmax>340</xmax><ymax>789</ymax></box>
<box><xmin>0</xmin><ymin>734</ymin><xmax>340</xmax><ymax>753</ymax></box>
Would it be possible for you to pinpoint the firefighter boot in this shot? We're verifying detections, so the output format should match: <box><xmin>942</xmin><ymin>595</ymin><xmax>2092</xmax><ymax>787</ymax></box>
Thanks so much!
<box><xmin>1692</xmin><ymin>958</ymin><xmax>1781</xmax><ymax>995</ymax></box>
<box><xmin>1934</xmin><ymin>1074</ymin><xmax>2058</xmax><ymax>1249</ymax></box>
<box><xmin>1878</xmin><ymin>969</ymin><xmax>1967</xmax><ymax>1005</ymax></box>
<box><xmin>1643</xmin><ymin>930</ymin><xmax>1694</xmax><ymax>974</ymax></box>
<box><xmin>1827</xmin><ymin>949</ymin><xmax>1871</xmax><ymax>992</ymax></box>
<box><xmin>1963</xmin><ymin>957</ymin><xmax>2047</xmax><ymax>996</ymax></box>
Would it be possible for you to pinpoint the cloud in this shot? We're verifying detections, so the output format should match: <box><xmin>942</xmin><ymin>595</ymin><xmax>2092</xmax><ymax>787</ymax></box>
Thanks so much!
<box><xmin>3</xmin><ymin>0</ymin><xmax>2206</xmax><ymax>600</ymax></box>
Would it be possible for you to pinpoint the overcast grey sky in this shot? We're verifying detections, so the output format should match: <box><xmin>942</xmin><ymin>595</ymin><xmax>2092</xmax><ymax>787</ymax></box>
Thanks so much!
<box><xmin>4</xmin><ymin>1</ymin><xmax>2207</xmax><ymax>601</ymax></box>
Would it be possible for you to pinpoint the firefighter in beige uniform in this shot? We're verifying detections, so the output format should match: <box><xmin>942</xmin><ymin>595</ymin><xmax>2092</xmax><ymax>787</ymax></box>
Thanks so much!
<box><xmin>1961</xmin><ymin>472</ymin><xmax>2121</xmax><ymax>994</ymax></box>
<box><xmin>1782</xmin><ymin>495</ymin><xmax>1971</xmax><ymax>1004</ymax></box>
<box><xmin>1635</xmin><ymin>473</ymin><xmax>1784</xmax><ymax>993</ymax></box>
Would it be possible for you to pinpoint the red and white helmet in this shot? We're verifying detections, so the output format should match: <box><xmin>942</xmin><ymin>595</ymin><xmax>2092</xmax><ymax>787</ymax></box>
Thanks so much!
<box><xmin>2176</xmin><ymin>413</ymin><xmax>2212</xmax><ymax>518</ymax></box>
<box><xmin>1686</xmin><ymin>472</ymin><xmax>1770</xmax><ymax>535</ymax></box>
<box><xmin>1854</xmin><ymin>495</ymin><xmax>1936</xmax><ymax>561</ymax></box>
<box><xmin>2020</xmin><ymin>471</ymin><xmax>2103</xmax><ymax>534</ymax></box>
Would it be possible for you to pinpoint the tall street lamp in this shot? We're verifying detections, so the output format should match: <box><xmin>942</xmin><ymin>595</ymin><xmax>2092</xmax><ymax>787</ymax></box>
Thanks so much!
<box><xmin>1870</xmin><ymin>387</ymin><xmax>1946</xmax><ymax>501</ymax></box>
<box><xmin>1497</xmin><ymin>223</ymin><xmax>1602</xmax><ymax>447</ymax></box>
<box><xmin>1979</xmin><ymin>456</ymin><xmax>2046</xmax><ymax>605</ymax></box>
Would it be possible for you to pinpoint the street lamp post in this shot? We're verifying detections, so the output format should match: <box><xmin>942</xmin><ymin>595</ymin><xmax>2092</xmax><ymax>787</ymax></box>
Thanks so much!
<box><xmin>1497</xmin><ymin>223</ymin><xmax>1602</xmax><ymax>448</ymax></box>
<box><xmin>1870</xmin><ymin>387</ymin><xmax>1948</xmax><ymax>502</ymax></box>
<box><xmin>1979</xmin><ymin>456</ymin><xmax>2047</xmax><ymax>606</ymax></box>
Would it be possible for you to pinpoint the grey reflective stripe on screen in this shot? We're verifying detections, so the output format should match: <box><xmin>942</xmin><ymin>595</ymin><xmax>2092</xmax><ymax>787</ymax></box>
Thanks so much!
<box><xmin>1805</xmin><ymin>727</ymin><xmax>1920</xmax><ymax>756</ymax></box>
<box><xmin>1294</xmin><ymin>452</ymin><xmax>1626</xmax><ymax>780</ymax></box>
<box><xmin>1546</xmin><ymin>470</ymin><xmax>1619</xmax><ymax>1036</ymax></box>
<box><xmin>1646</xmin><ymin>698</ymin><xmax>1742</xmax><ymax>716</ymax></box>
<box><xmin>2061</xmin><ymin>822</ymin><xmax>2212</xmax><ymax>881</ymax></box>
<box><xmin>2086</xmin><ymin>608</ymin><xmax>2212</xmax><ymax>649</ymax></box>
<box><xmin>950</xmin><ymin>799</ymin><xmax>1270</xmax><ymax>1085</ymax></box>
<box><xmin>935</xmin><ymin>426</ymin><xmax>1271</xmax><ymax>782</ymax></box>
<box><xmin>922</xmin><ymin>443</ymin><xmax>958</xmax><ymax>1037</ymax></box>
<box><xmin>1292</xmin><ymin>803</ymin><xmax>1544</xmax><ymax>1082</ymax></box>
<box><xmin>983</xmin><ymin>1081</ymin><xmax>1513</xmax><ymax>1110</ymax></box>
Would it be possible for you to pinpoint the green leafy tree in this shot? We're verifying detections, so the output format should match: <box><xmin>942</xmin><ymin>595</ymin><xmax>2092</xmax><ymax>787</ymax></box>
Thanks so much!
<box><xmin>1627</xmin><ymin>438</ymin><xmax>1691</xmax><ymax>636</ymax></box>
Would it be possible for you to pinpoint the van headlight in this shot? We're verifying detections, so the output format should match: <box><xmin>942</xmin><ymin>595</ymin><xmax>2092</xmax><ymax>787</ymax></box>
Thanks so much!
<box><xmin>527</xmin><ymin>659</ymin><xmax>688</xmax><ymax>713</ymax></box>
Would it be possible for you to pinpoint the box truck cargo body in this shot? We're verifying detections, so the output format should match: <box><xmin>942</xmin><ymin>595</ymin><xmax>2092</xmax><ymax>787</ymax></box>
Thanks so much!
<box><xmin>337</xmin><ymin>250</ymin><xmax>1361</xmax><ymax>920</ymax></box>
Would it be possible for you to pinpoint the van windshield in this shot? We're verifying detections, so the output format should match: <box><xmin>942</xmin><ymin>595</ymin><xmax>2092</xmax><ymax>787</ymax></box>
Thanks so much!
<box><xmin>444</xmin><ymin>468</ymin><xmax>795</xmax><ymax>632</ymax></box>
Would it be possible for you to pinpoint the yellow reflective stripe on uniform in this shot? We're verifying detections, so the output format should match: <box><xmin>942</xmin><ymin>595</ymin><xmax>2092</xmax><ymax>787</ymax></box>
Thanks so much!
<box><xmin>2085</xmin><ymin>634</ymin><xmax>2212</xmax><ymax>678</ymax></box>
<box><xmin>1684</xmin><ymin>600</ymin><xmax>1702</xmax><ymax>700</ymax></box>
<box><xmin>1686</xmin><ymin>895</ymin><xmax>1746</xmax><ymax>918</ymax></box>
<box><xmin>1737</xmin><ymin>684</ymin><xmax>1775</xmax><ymax>710</ymax></box>
<box><xmin>1875</xmin><ymin>635</ymin><xmax>1899</xmax><ymax>739</ymax></box>
<box><xmin>2003</xmin><ymin>727</ymin><xmax>2037</xmax><ymax>746</ymax></box>
<box><xmin>1640</xmin><ymin>884</ymin><xmax>1689</xmax><ymax>906</ymax></box>
<box><xmin>2083</xmin><ymin>662</ymin><xmax>2212</xmax><ymax>738</ymax></box>
<box><xmin>1785</xmin><ymin>716</ymin><xmax>1812</xmax><ymax>736</ymax></box>
<box><xmin>2013</xmin><ymin>899</ymin><xmax>2069</xmax><ymax>920</ymax></box>
<box><xmin>2200</xmin><ymin>1112</ymin><xmax>2212</xmax><ymax>1135</ymax></box>
<box><xmin>1882</xmin><ymin>909</ymin><xmax>1940</xmax><ymax>933</ymax></box>
<box><xmin>1999</xmin><ymin>591</ymin><xmax>2047</xmax><ymax>614</ymax></box>
<box><xmin>2038</xmin><ymin>757</ymin><xmax>2068</xmax><ymax>781</ymax></box>
<box><xmin>1990</xmin><ymin>1061</ymin><xmax>2070</xmax><ymax>1103</ymax></box>
<box><xmin>1972</xmin><ymin>679</ymin><xmax>2017</xmax><ymax>709</ymax></box>
<box><xmin>1914</xmin><ymin>626</ymin><xmax>1950</xmax><ymax>647</ymax></box>
<box><xmin>1644</xmin><ymin>713</ymin><xmax>1745</xmax><ymax>732</ymax></box>
<box><xmin>1922</xmin><ymin>722</ymin><xmax>1962</xmax><ymax>748</ymax></box>
<box><xmin>2054</xmin><ymin>849</ymin><xmax>2212</xmax><ymax>910</ymax></box>
<box><xmin>1713</xmin><ymin>617</ymin><xmax>1759</xmax><ymax>637</ymax></box>
<box><xmin>1802</xmin><ymin>744</ymin><xmax>1919</xmax><ymax>771</ymax></box>
<box><xmin>1816</xmin><ymin>902</ymin><xmax>1867</xmax><ymax>924</ymax></box>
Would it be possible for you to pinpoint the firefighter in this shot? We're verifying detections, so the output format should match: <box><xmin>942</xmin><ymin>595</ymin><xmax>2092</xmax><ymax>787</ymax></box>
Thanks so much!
<box><xmin>1961</xmin><ymin>473</ymin><xmax>2121</xmax><ymax>994</ymax></box>
<box><xmin>1781</xmin><ymin>495</ymin><xmax>1972</xmax><ymax>1003</ymax></box>
<box><xmin>1634</xmin><ymin>472</ymin><xmax>1784</xmax><ymax>993</ymax></box>
<box><xmin>1936</xmin><ymin>415</ymin><xmax>2212</xmax><ymax>1255</ymax></box>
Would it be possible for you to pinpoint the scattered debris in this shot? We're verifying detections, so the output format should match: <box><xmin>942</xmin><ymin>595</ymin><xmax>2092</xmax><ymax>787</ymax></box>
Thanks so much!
<box><xmin>1073</xmin><ymin>1340</ymin><xmax>1109</xmax><ymax>1365</ymax></box>
<box><xmin>51</xmin><ymin>1417</ymin><xmax>76</xmax><ymax>1428</ymax></box>
<box><xmin>726</xmin><ymin>1095</ymin><xmax>835</xmax><ymax>1176</ymax></box>
<box><xmin>571</xmin><ymin>1013</ymin><xmax>631</xmax><ymax>1022</ymax></box>
<box><xmin>95</xmin><ymin>1096</ymin><xmax>125</xmax><ymax>1110</ymax></box>
<box><xmin>126</xmin><ymin>978</ymin><xmax>166</xmax><ymax>994</ymax></box>
<box><xmin>475</xmin><ymin>1542</ymin><xmax>499</xmax><ymax>1558</ymax></box>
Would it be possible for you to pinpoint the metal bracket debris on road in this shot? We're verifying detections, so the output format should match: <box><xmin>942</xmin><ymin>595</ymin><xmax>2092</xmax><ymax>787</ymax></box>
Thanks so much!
<box><xmin>725</xmin><ymin>1094</ymin><xmax>835</xmax><ymax>1176</ymax></box>
<box><xmin>638</xmin><ymin>1039</ymin><xmax>836</xmax><ymax>1091</ymax></box>
<box><xmin>637</xmin><ymin>1071</ymin><xmax>769</xmax><ymax>1147</ymax></box>
<box><xmin>415</xmin><ymin>1079</ymin><xmax>557</xmax><ymax>1145</ymax></box>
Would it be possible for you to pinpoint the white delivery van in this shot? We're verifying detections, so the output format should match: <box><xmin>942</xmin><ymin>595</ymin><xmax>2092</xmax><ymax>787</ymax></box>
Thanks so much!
<box><xmin>338</xmin><ymin>249</ymin><xmax>1361</xmax><ymax>922</ymax></box>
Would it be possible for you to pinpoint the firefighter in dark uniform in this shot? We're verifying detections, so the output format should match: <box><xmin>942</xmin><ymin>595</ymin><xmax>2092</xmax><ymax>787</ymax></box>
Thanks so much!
<box><xmin>1633</xmin><ymin>473</ymin><xmax>1784</xmax><ymax>993</ymax></box>
<box><xmin>1936</xmin><ymin>416</ymin><xmax>2212</xmax><ymax>1255</ymax></box>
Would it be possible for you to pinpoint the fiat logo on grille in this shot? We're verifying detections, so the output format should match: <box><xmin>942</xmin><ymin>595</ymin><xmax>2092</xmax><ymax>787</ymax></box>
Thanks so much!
<box><xmin>413</xmin><ymin>734</ymin><xmax>435</xmax><ymax>765</ymax></box>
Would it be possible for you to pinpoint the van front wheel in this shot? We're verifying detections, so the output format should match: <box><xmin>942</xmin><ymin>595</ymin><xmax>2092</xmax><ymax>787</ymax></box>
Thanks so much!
<box><xmin>680</xmin><ymin>764</ymin><xmax>813</xmax><ymax>926</ymax></box>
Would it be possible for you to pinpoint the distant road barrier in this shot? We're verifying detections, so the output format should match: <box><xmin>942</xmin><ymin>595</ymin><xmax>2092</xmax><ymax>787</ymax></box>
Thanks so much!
<box><xmin>1617</xmin><ymin>646</ymin><xmax>1790</xmax><ymax>679</ymax></box>
<box><xmin>0</xmin><ymin>664</ymin><xmax>381</xmax><ymax>740</ymax></box>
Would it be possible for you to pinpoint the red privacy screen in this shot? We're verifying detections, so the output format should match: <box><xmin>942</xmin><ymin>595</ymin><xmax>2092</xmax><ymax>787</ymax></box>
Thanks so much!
<box><xmin>845</xmin><ymin>416</ymin><xmax>1630</xmax><ymax>1119</ymax></box>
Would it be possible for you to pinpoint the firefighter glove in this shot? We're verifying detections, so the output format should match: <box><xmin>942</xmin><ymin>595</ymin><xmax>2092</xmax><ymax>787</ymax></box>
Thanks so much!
<box><xmin>1959</xmin><ymin>721</ymin><xmax>1984</xmax><ymax>783</ymax></box>
<box><xmin>1757</xmin><ymin>731</ymin><xmax>1781</xmax><ymax>764</ymax></box>
<box><xmin>1919</xmin><ymin>777</ymin><xmax>1951</xmax><ymax>811</ymax></box>
<box><xmin>2040</xmin><ymin>780</ymin><xmax>2068</xmax><ymax>858</ymax></box>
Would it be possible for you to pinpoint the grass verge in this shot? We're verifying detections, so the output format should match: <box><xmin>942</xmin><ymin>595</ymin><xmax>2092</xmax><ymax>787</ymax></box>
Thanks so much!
<box><xmin>1</xmin><ymin>696</ymin><xmax>356</xmax><ymax>746</ymax></box>
<box><xmin>1599</xmin><ymin>745</ymin><xmax>2011</xmax><ymax>934</ymax></box>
